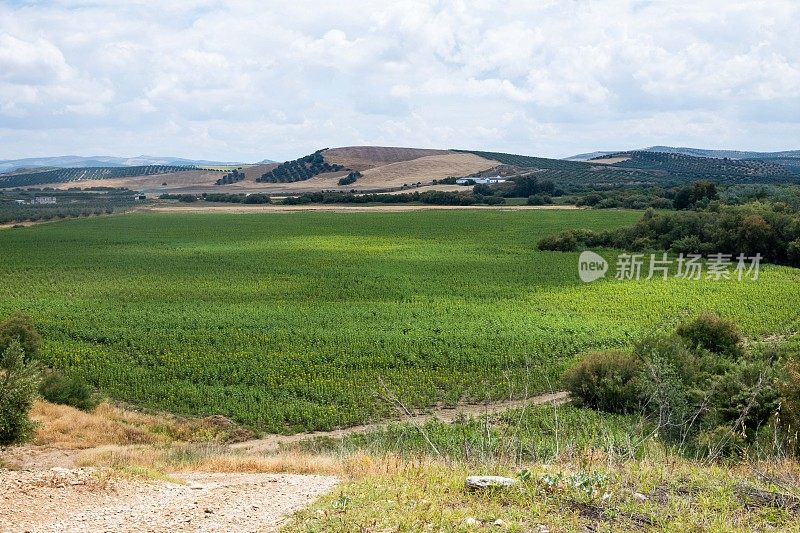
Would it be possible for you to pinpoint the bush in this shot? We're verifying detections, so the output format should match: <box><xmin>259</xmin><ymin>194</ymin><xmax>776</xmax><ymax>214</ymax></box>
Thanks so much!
<box><xmin>537</xmin><ymin>229</ymin><xmax>603</xmax><ymax>252</ymax></box>
<box><xmin>788</xmin><ymin>238</ymin><xmax>800</xmax><ymax>267</ymax></box>
<box><xmin>634</xmin><ymin>334</ymin><xmax>696</xmax><ymax>440</ymax></box>
<box><xmin>338</xmin><ymin>172</ymin><xmax>361</xmax><ymax>186</ymax></box>
<box><xmin>537</xmin><ymin>232</ymin><xmax>578</xmax><ymax>251</ymax></box>
<box><xmin>563</xmin><ymin>351</ymin><xmax>642</xmax><ymax>413</ymax></box>
<box><xmin>242</xmin><ymin>193</ymin><xmax>270</xmax><ymax>204</ymax></box>
<box><xmin>778</xmin><ymin>353</ymin><xmax>800</xmax><ymax>454</ymax></box>
<box><xmin>704</xmin><ymin>360</ymin><xmax>779</xmax><ymax>439</ymax></box>
<box><xmin>676</xmin><ymin>312</ymin><xmax>743</xmax><ymax>359</ymax></box>
<box><xmin>576</xmin><ymin>193</ymin><xmax>603</xmax><ymax>207</ymax></box>
<box><xmin>39</xmin><ymin>370</ymin><xmax>96</xmax><ymax>411</ymax></box>
<box><xmin>0</xmin><ymin>341</ymin><xmax>41</xmax><ymax>445</ymax></box>
<box><xmin>0</xmin><ymin>314</ymin><xmax>41</xmax><ymax>364</ymax></box>
<box><xmin>527</xmin><ymin>194</ymin><xmax>552</xmax><ymax>206</ymax></box>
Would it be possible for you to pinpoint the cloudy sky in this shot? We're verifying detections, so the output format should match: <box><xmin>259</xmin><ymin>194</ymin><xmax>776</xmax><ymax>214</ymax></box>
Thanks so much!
<box><xmin>1</xmin><ymin>1</ymin><xmax>798</xmax><ymax>162</ymax></box>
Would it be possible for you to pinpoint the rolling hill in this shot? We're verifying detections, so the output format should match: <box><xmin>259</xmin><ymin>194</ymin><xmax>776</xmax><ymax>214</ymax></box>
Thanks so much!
<box><xmin>568</xmin><ymin>146</ymin><xmax>800</xmax><ymax>161</ymax></box>
<box><xmin>0</xmin><ymin>155</ymin><xmax>249</xmax><ymax>173</ymax></box>
<box><xmin>598</xmin><ymin>151</ymin><xmax>800</xmax><ymax>184</ymax></box>
<box><xmin>643</xmin><ymin>146</ymin><xmax>800</xmax><ymax>160</ymax></box>
<box><xmin>3</xmin><ymin>145</ymin><xmax>800</xmax><ymax>194</ymax></box>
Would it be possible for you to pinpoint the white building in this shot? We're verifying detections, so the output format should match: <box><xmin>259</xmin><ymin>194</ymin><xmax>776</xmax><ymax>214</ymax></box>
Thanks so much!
<box><xmin>32</xmin><ymin>196</ymin><xmax>57</xmax><ymax>205</ymax></box>
<box><xmin>455</xmin><ymin>176</ymin><xmax>507</xmax><ymax>185</ymax></box>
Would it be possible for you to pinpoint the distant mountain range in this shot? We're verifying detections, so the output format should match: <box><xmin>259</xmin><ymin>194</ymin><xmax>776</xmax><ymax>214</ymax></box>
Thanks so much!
<box><xmin>0</xmin><ymin>155</ymin><xmax>261</xmax><ymax>173</ymax></box>
<box><xmin>567</xmin><ymin>146</ymin><xmax>800</xmax><ymax>161</ymax></box>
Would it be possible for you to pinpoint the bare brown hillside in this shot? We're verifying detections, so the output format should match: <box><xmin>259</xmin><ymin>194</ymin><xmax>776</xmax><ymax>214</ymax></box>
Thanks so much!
<box><xmin>324</xmin><ymin>146</ymin><xmax>450</xmax><ymax>171</ymax></box>
<box><xmin>357</xmin><ymin>152</ymin><xmax>497</xmax><ymax>188</ymax></box>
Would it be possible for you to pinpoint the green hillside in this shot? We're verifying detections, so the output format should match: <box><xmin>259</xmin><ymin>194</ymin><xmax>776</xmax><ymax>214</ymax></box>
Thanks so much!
<box><xmin>609</xmin><ymin>151</ymin><xmax>800</xmax><ymax>184</ymax></box>
<box><xmin>256</xmin><ymin>150</ymin><xmax>345</xmax><ymax>183</ymax></box>
<box><xmin>0</xmin><ymin>165</ymin><xmax>194</xmax><ymax>188</ymax></box>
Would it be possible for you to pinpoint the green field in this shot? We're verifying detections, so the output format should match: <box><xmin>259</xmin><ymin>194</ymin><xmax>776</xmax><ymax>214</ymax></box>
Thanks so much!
<box><xmin>1</xmin><ymin>209</ymin><xmax>798</xmax><ymax>433</ymax></box>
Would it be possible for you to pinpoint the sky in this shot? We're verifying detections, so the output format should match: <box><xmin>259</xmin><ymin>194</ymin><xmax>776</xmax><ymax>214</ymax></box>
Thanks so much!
<box><xmin>0</xmin><ymin>0</ymin><xmax>799</xmax><ymax>162</ymax></box>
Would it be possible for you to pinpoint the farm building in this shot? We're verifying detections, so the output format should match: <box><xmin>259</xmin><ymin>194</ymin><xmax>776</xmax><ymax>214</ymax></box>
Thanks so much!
<box><xmin>32</xmin><ymin>196</ymin><xmax>57</xmax><ymax>205</ymax></box>
<box><xmin>455</xmin><ymin>176</ymin><xmax>507</xmax><ymax>185</ymax></box>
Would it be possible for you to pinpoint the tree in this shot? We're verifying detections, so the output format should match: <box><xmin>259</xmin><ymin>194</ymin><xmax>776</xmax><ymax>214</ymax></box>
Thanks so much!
<box><xmin>0</xmin><ymin>314</ymin><xmax>41</xmax><ymax>363</ymax></box>
<box><xmin>673</xmin><ymin>187</ymin><xmax>694</xmax><ymax>209</ymax></box>
<box><xmin>0</xmin><ymin>340</ymin><xmax>41</xmax><ymax>445</ymax></box>
<box><xmin>692</xmin><ymin>180</ymin><xmax>718</xmax><ymax>203</ymax></box>
<box><xmin>737</xmin><ymin>214</ymin><xmax>776</xmax><ymax>258</ymax></box>
<box><xmin>674</xmin><ymin>181</ymin><xmax>717</xmax><ymax>209</ymax></box>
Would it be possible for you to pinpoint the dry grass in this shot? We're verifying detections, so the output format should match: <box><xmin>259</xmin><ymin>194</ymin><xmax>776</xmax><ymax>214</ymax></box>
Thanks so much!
<box><xmin>75</xmin><ymin>444</ymin><xmax>419</xmax><ymax>479</ymax></box>
<box><xmin>31</xmin><ymin>400</ymin><xmax>253</xmax><ymax>450</ymax></box>
<box><xmin>357</xmin><ymin>152</ymin><xmax>497</xmax><ymax>188</ymax></box>
<box><xmin>31</xmin><ymin>401</ymin><xmax>165</xmax><ymax>449</ymax></box>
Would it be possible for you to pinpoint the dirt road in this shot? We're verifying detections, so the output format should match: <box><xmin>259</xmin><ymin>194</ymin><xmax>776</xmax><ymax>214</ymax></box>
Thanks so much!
<box><xmin>233</xmin><ymin>391</ymin><xmax>570</xmax><ymax>453</ymax></box>
<box><xmin>0</xmin><ymin>468</ymin><xmax>337</xmax><ymax>532</ymax></box>
<box><xmin>1</xmin><ymin>391</ymin><xmax>568</xmax><ymax>531</ymax></box>
<box><xmin>145</xmin><ymin>204</ymin><xmax>580</xmax><ymax>214</ymax></box>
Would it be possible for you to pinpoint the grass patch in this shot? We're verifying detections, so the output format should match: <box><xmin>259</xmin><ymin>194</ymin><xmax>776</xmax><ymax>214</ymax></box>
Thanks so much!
<box><xmin>294</xmin><ymin>404</ymin><xmax>654</xmax><ymax>465</ymax></box>
<box><xmin>287</xmin><ymin>460</ymin><xmax>800</xmax><ymax>531</ymax></box>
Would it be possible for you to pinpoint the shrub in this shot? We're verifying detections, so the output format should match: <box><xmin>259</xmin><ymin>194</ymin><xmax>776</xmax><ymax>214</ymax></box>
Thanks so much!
<box><xmin>527</xmin><ymin>194</ymin><xmax>552</xmax><ymax>206</ymax></box>
<box><xmin>0</xmin><ymin>314</ymin><xmax>41</xmax><ymax>363</ymax></box>
<box><xmin>242</xmin><ymin>193</ymin><xmax>270</xmax><ymax>204</ymax></box>
<box><xmin>537</xmin><ymin>229</ymin><xmax>603</xmax><ymax>252</ymax></box>
<box><xmin>778</xmin><ymin>353</ymin><xmax>800</xmax><ymax>454</ymax></box>
<box><xmin>563</xmin><ymin>351</ymin><xmax>642</xmax><ymax>413</ymax></box>
<box><xmin>576</xmin><ymin>193</ymin><xmax>603</xmax><ymax>207</ymax></box>
<box><xmin>787</xmin><ymin>238</ymin><xmax>800</xmax><ymax>267</ymax></box>
<box><xmin>634</xmin><ymin>334</ymin><xmax>697</xmax><ymax>439</ymax></box>
<box><xmin>537</xmin><ymin>231</ymin><xmax>578</xmax><ymax>252</ymax></box>
<box><xmin>0</xmin><ymin>341</ymin><xmax>41</xmax><ymax>445</ymax></box>
<box><xmin>704</xmin><ymin>360</ymin><xmax>779</xmax><ymax>439</ymax></box>
<box><xmin>338</xmin><ymin>172</ymin><xmax>361</xmax><ymax>186</ymax></box>
<box><xmin>39</xmin><ymin>370</ymin><xmax>96</xmax><ymax>411</ymax></box>
<box><xmin>676</xmin><ymin>312</ymin><xmax>743</xmax><ymax>359</ymax></box>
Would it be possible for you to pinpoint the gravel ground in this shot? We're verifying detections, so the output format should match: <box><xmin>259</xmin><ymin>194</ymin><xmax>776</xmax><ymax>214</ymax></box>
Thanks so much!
<box><xmin>0</xmin><ymin>467</ymin><xmax>338</xmax><ymax>532</ymax></box>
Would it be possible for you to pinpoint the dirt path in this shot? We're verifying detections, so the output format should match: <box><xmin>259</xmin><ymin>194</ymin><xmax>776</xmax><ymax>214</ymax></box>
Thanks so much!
<box><xmin>0</xmin><ymin>468</ymin><xmax>337</xmax><ymax>532</ymax></box>
<box><xmin>0</xmin><ymin>391</ymin><xmax>568</xmax><ymax>531</ymax></box>
<box><xmin>145</xmin><ymin>204</ymin><xmax>580</xmax><ymax>214</ymax></box>
<box><xmin>233</xmin><ymin>391</ymin><xmax>569</xmax><ymax>453</ymax></box>
<box><xmin>1</xmin><ymin>204</ymin><xmax>580</xmax><ymax>231</ymax></box>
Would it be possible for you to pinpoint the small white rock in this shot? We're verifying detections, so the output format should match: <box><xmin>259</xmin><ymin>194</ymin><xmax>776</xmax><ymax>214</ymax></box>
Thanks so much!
<box><xmin>493</xmin><ymin>518</ymin><xmax>507</xmax><ymax>527</ymax></box>
<box><xmin>632</xmin><ymin>492</ymin><xmax>648</xmax><ymax>502</ymax></box>
<box><xmin>463</xmin><ymin>517</ymin><xmax>481</xmax><ymax>526</ymax></box>
<box><xmin>465</xmin><ymin>476</ymin><xmax>518</xmax><ymax>491</ymax></box>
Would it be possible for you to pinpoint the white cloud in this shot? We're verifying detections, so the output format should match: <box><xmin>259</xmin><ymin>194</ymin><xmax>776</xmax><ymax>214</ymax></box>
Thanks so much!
<box><xmin>0</xmin><ymin>34</ymin><xmax>71</xmax><ymax>85</ymax></box>
<box><xmin>0</xmin><ymin>0</ymin><xmax>798</xmax><ymax>161</ymax></box>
